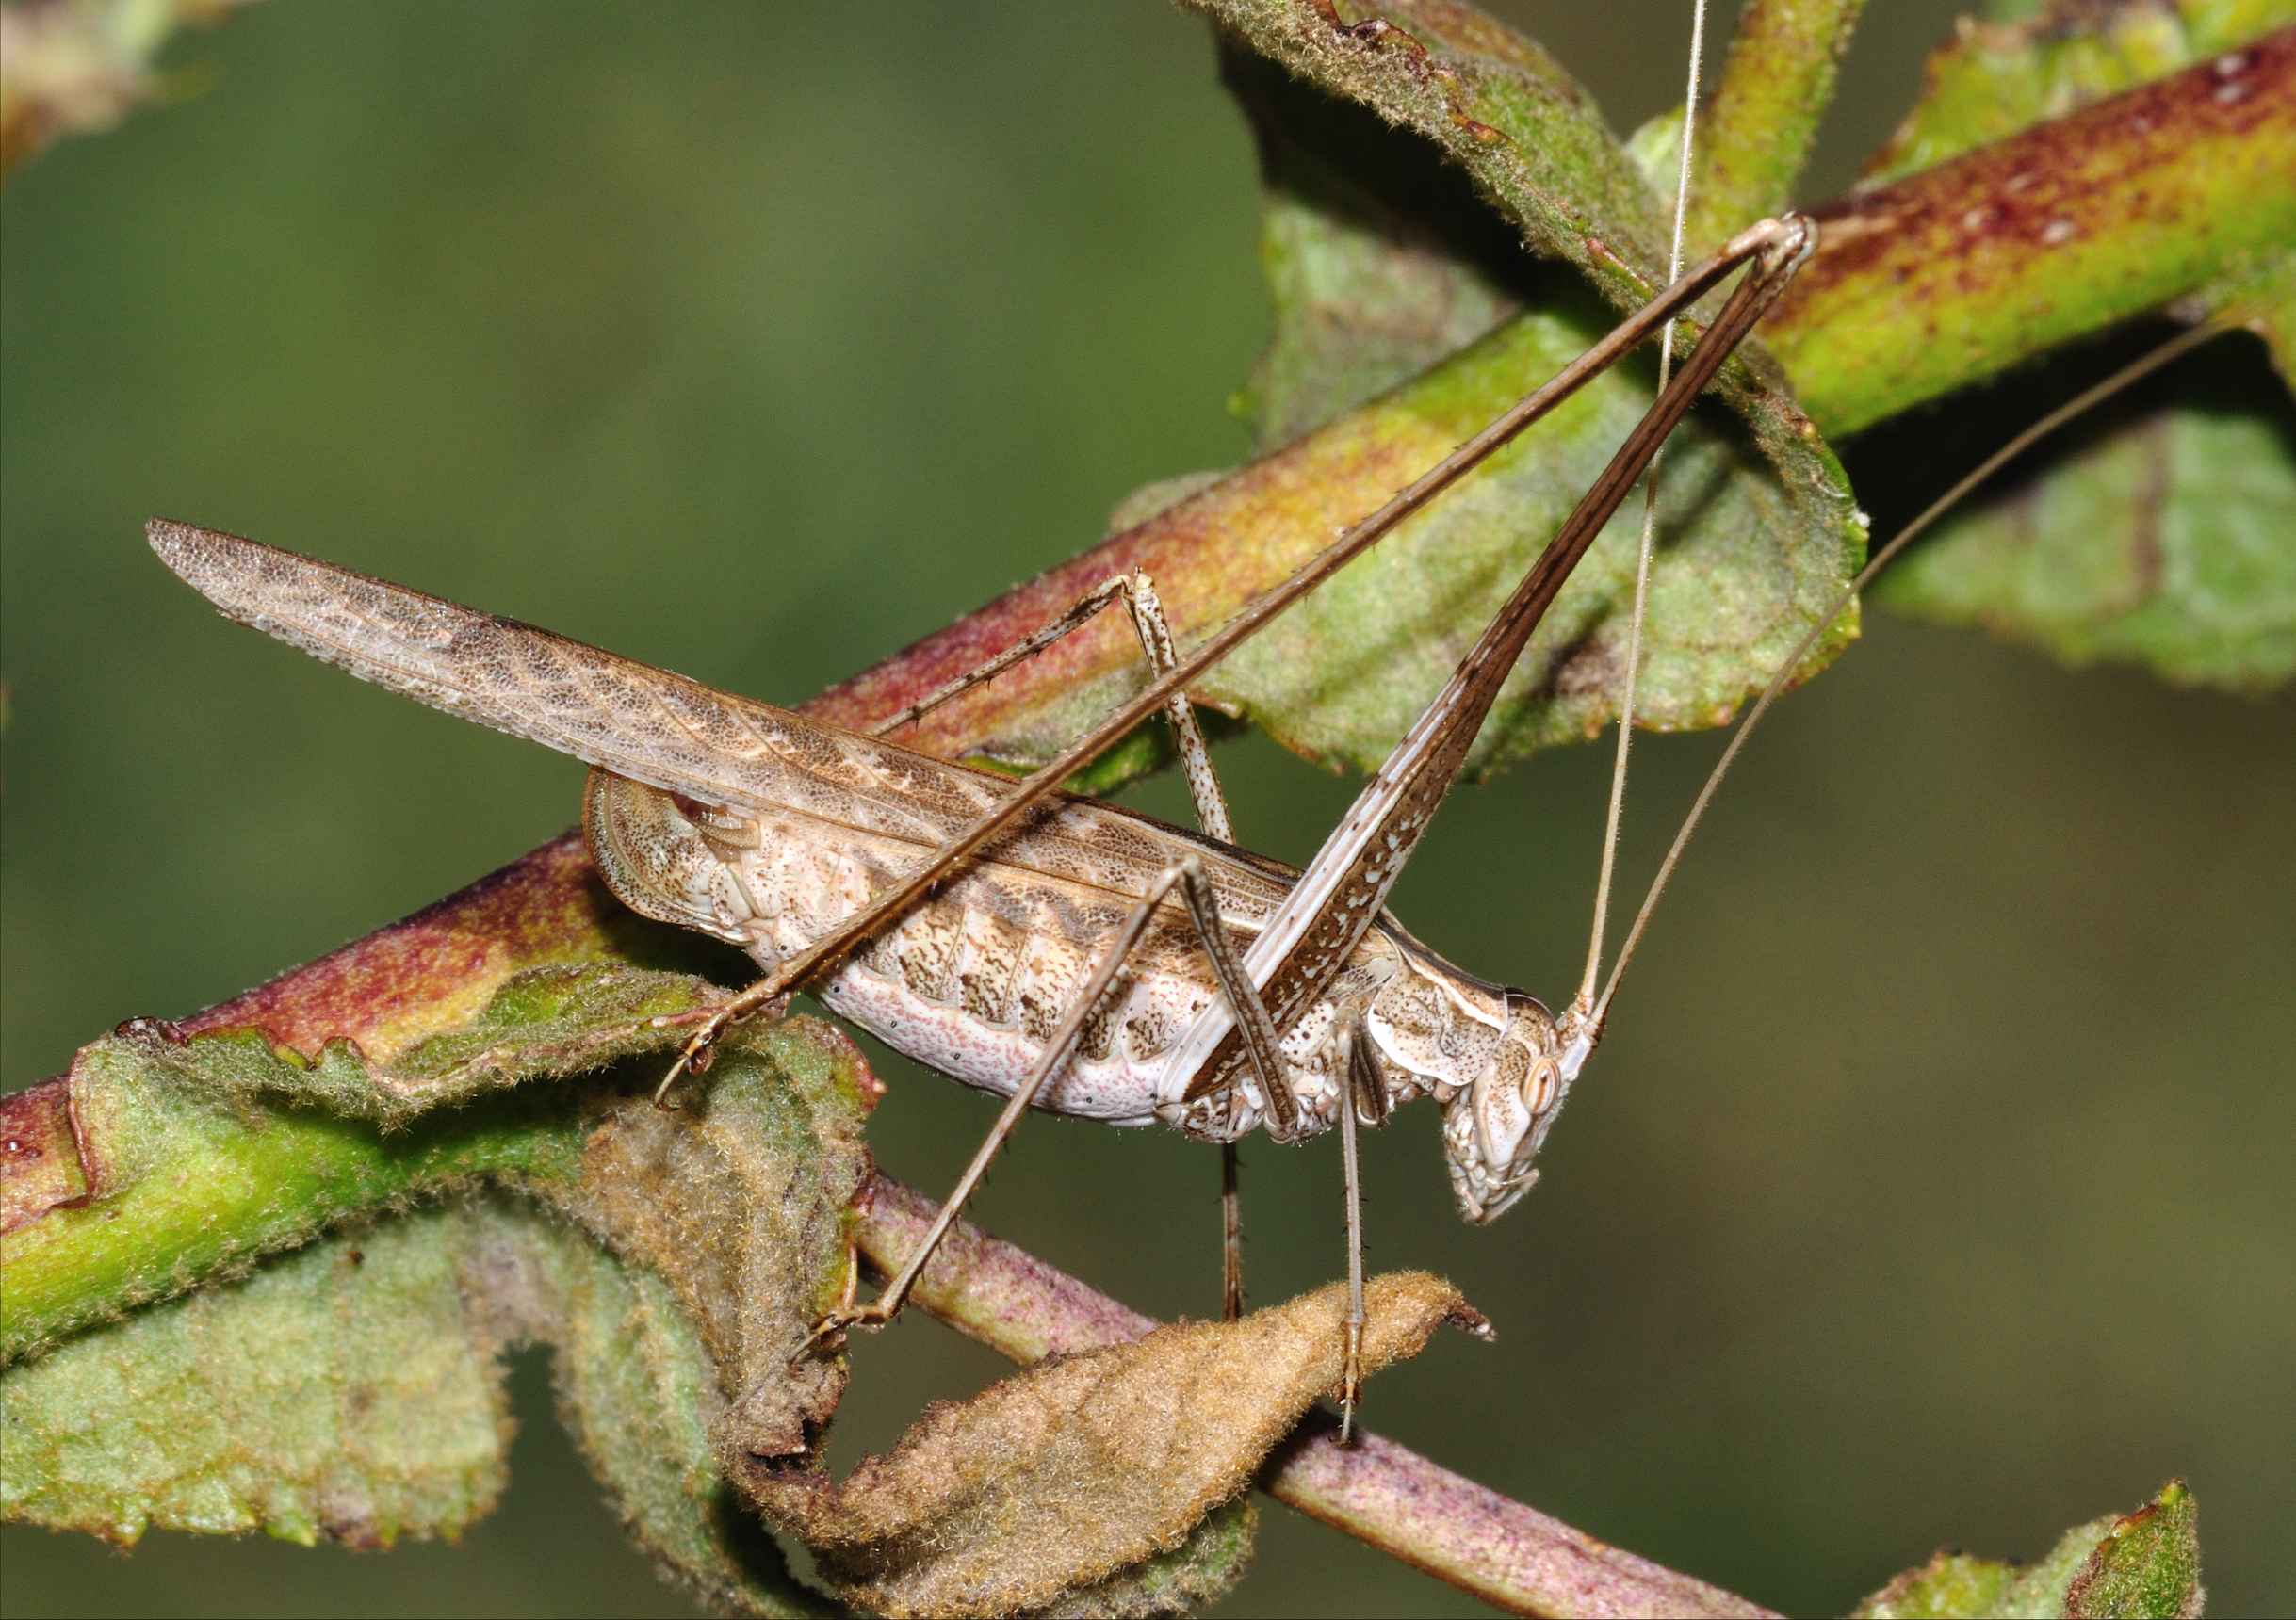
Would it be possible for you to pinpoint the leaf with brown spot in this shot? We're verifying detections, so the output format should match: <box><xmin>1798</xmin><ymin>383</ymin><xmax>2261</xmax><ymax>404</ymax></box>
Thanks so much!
<box><xmin>1862</xmin><ymin>0</ymin><xmax>2290</xmax><ymax>186</ymax></box>
<box><xmin>1816</xmin><ymin>9</ymin><xmax>2296</xmax><ymax>690</ymax></box>
<box><xmin>1</xmin><ymin>963</ymin><xmax>799</xmax><ymax>1360</ymax></box>
<box><xmin>1854</xmin><ymin>1479</ymin><xmax>2202</xmax><ymax>1620</ymax></box>
<box><xmin>1775</xmin><ymin>26</ymin><xmax>2296</xmax><ymax>434</ymax></box>
<box><xmin>735</xmin><ymin>1272</ymin><xmax>1484</xmax><ymax>1618</ymax></box>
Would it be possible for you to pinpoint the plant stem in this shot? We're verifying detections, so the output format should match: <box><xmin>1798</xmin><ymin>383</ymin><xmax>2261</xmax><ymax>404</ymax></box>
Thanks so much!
<box><xmin>1685</xmin><ymin>0</ymin><xmax>1865</xmax><ymax>251</ymax></box>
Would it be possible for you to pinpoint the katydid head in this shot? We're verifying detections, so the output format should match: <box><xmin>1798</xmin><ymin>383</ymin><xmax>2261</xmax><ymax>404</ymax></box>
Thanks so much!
<box><xmin>1360</xmin><ymin>950</ymin><xmax>1592</xmax><ymax>1222</ymax></box>
<box><xmin>1441</xmin><ymin>992</ymin><xmax>1598</xmax><ymax>1225</ymax></box>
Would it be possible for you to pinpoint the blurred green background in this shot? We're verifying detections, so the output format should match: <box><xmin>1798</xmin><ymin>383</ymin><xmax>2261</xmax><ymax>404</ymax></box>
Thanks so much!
<box><xmin>5</xmin><ymin>3</ymin><xmax>2292</xmax><ymax>1615</ymax></box>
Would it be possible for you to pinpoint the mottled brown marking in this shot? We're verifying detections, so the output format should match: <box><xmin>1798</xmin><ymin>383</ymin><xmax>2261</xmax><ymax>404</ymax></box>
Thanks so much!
<box><xmin>1125</xmin><ymin>1006</ymin><xmax>1175</xmax><ymax>1064</ymax></box>
<box><xmin>1079</xmin><ymin>984</ymin><xmax>1125</xmax><ymax>1063</ymax></box>
<box><xmin>1018</xmin><ymin>971</ymin><xmax>1065</xmax><ymax>1045</ymax></box>
<box><xmin>147</xmin><ymin>524</ymin><xmax>1534</xmax><ymax>1139</ymax></box>
<box><xmin>957</xmin><ymin>911</ymin><xmax>1025</xmax><ymax>1027</ymax></box>
<box><xmin>896</xmin><ymin>915</ymin><xmax>961</xmax><ymax>1003</ymax></box>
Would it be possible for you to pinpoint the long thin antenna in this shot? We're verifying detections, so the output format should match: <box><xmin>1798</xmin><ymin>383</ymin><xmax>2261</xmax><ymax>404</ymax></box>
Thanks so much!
<box><xmin>1591</xmin><ymin>322</ymin><xmax>2224</xmax><ymax>1027</ymax></box>
<box><xmin>1579</xmin><ymin>0</ymin><xmax>1711</xmax><ymax>1012</ymax></box>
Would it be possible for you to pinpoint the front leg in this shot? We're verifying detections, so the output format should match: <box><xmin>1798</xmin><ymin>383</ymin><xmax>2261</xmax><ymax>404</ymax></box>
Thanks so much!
<box><xmin>871</xmin><ymin>570</ymin><xmax>1237</xmax><ymax>846</ymax></box>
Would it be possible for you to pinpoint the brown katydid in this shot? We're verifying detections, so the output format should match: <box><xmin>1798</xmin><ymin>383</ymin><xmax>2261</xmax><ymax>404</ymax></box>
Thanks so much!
<box><xmin>152</xmin><ymin>186</ymin><xmax>2223</xmax><ymax>1436</ymax></box>
<box><xmin>153</xmin><ymin>199</ymin><xmax>1820</xmax><ymax>1432</ymax></box>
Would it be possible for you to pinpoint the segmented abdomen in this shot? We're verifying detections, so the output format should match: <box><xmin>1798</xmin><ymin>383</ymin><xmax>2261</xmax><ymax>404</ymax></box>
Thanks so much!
<box><xmin>585</xmin><ymin>770</ymin><xmax>1316</xmax><ymax>1131</ymax></box>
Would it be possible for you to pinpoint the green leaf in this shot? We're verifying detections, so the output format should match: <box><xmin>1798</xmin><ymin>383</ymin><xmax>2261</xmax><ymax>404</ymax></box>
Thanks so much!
<box><xmin>957</xmin><ymin>0</ymin><xmax>1868</xmax><ymax>776</ymax></box>
<box><xmin>8</xmin><ymin>957</ymin><xmax>1501</xmax><ymax>1612</ymax></box>
<box><xmin>503</xmin><ymin>1197</ymin><xmax>836</xmax><ymax>1618</ymax></box>
<box><xmin>813</xmin><ymin>11</ymin><xmax>2296</xmax><ymax>776</ymax></box>
<box><xmin>1877</xmin><ymin>339</ymin><xmax>2296</xmax><ymax>689</ymax></box>
<box><xmin>1</xmin><ymin>1005</ymin><xmax>876</xmax><ymax>1615</ymax></box>
<box><xmin>1223</xmin><ymin>40</ymin><xmax>1523</xmax><ymax>449</ymax></box>
<box><xmin>2062</xmin><ymin>1480</ymin><xmax>2205</xmax><ymax>1619</ymax></box>
<box><xmin>1765</xmin><ymin>27</ymin><xmax>2296</xmax><ymax>435</ymax></box>
<box><xmin>1854</xmin><ymin>1480</ymin><xmax>2203</xmax><ymax>1620</ymax></box>
<box><xmin>1205</xmin><ymin>306</ymin><xmax>1861</xmax><ymax>770</ymax></box>
<box><xmin>1</xmin><ymin>1205</ymin><xmax>522</xmax><ymax>1550</ymax></box>
<box><xmin>0</xmin><ymin>1202</ymin><xmax>829</xmax><ymax>1615</ymax></box>
<box><xmin>1187</xmin><ymin>0</ymin><xmax>1678</xmax><ymax>316</ymax></box>
<box><xmin>0</xmin><ymin>964</ymin><xmax>749</xmax><ymax>1361</ymax></box>
<box><xmin>1817</xmin><ymin>4</ymin><xmax>2296</xmax><ymax>689</ymax></box>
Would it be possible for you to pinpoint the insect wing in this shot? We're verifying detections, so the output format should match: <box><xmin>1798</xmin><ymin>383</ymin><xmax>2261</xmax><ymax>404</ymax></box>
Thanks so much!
<box><xmin>147</xmin><ymin>521</ymin><xmax>1032</xmax><ymax>839</ymax></box>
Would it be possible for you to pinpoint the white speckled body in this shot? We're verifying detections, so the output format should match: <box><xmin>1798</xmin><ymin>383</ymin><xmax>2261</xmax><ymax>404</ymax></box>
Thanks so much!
<box><xmin>584</xmin><ymin>770</ymin><xmax>1531</xmax><ymax>1143</ymax></box>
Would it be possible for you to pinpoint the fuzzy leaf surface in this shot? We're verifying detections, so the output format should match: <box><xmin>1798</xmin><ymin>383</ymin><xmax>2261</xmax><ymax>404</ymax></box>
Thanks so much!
<box><xmin>1</xmin><ymin>1006</ymin><xmax>877</xmax><ymax>1615</ymax></box>
<box><xmin>1855</xmin><ymin>1480</ymin><xmax>2202</xmax><ymax>1619</ymax></box>
<box><xmin>7</xmin><ymin>945</ymin><xmax>1497</xmax><ymax>1612</ymax></box>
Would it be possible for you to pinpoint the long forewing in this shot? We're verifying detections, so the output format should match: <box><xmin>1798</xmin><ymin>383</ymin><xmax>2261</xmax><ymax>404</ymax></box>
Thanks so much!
<box><xmin>148</xmin><ymin>520</ymin><xmax>1021</xmax><ymax>844</ymax></box>
<box><xmin>148</xmin><ymin>521</ymin><xmax>1315</xmax><ymax>933</ymax></box>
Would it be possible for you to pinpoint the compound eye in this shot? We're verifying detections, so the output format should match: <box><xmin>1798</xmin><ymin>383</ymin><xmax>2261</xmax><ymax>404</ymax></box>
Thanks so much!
<box><xmin>1519</xmin><ymin>1059</ymin><xmax>1558</xmax><ymax>1117</ymax></box>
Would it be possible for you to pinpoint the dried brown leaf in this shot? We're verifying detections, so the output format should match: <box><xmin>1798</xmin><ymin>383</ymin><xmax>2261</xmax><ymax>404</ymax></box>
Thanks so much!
<box><xmin>736</xmin><ymin>1272</ymin><xmax>1484</xmax><ymax>1618</ymax></box>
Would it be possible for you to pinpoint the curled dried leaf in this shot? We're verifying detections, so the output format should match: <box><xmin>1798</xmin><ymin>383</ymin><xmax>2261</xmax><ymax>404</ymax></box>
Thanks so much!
<box><xmin>737</xmin><ymin>1272</ymin><xmax>1485</xmax><ymax>1618</ymax></box>
<box><xmin>542</xmin><ymin>1025</ymin><xmax>874</xmax><ymax>1462</ymax></box>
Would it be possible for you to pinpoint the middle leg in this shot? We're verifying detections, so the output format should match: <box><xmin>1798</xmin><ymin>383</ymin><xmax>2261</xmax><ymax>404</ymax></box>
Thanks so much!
<box><xmin>876</xmin><ymin>568</ymin><xmax>1256</xmax><ymax>1316</ymax></box>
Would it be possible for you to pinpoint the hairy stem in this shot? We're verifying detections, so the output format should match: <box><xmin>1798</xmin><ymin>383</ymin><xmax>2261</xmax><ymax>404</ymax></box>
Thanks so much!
<box><xmin>1685</xmin><ymin>0</ymin><xmax>1864</xmax><ymax>251</ymax></box>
